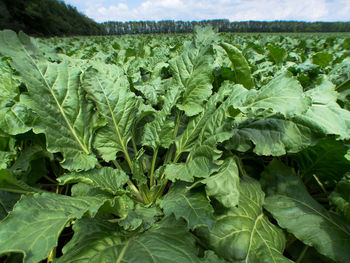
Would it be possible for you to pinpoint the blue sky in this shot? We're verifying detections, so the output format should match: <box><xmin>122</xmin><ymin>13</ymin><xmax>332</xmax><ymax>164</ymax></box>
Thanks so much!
<box><xmin>63</xmin><ymin>0</ymin><xmax>350</xmax><ymax>23</ymax></box>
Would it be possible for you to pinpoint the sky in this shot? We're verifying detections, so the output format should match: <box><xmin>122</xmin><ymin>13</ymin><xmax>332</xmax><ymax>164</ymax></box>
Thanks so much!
<box><xmin>63</xmin><ymin>0</ymin><xmax>350</xmax><ymax>23</ymax></box>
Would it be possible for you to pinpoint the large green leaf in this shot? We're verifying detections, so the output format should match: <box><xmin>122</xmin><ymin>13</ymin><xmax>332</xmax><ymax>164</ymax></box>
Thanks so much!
<box><xmin>262</xmin><ymin>160</ymin><xmax>350</xmax><ymax>263</ymax></box>
<box><xmin>330</xmin><ymin>175</ymin><xmax>350</xmax><ymax>221</ymax></box>
<box><xmin>58</xmin><ymin>167</ymin><xmax>129</xmax><ymax>195</ymax></box>
<box><xmin>226</xmin><ymin>115</ymin><xmax>320</xmax><ymax>156</ymax></box>
<box><xmin>0</xmin><ymin>61</ymin><xmax>35</xmax><ymax>135</ymax></box>
<box><xmin>0</xmin><ymin>190</ymin><xmax>20</xmax><ymax>221</ymax></box>
<box><xmin>165</xmin><ymin>157</ymin><xmax>215</xmax><ymax>182</ymax></box>
<box><xmin>170</xmin><ymin>41</ymin><xmax>214</xmax><ymax>116</ymax></box>
<box><xmin>82</xmin><ymin>62</ymin><xmax>139</xmax><ymax>162</ymax></box>
<box><xmin>159</xmin><ymin>182</ymin><xmax>215</xmax><ymax>230</ymax></box>
<box><xmin>0</xmin><ymin>169</ymin><xmax>42</xmax><ymax>194</ymax></box>
<box><xmin>196</xmin><ymin>176</ymin><xmax>292</xmax><ymax>263</ymax></box>
<box><xmin>219</xmin><ymin>42</ymin><xmax>255</xmax><ymax>89</ymax></box>
<box><xmin>0</xmin><ymin>30</ymin><xmax>101</xmax><ymax>171</ymax></box>
<box><xmin>300</xmin><ymin>78</ymin><xmax>350</xmax><ymax>140</ymax></box>
<box><xmin>228</xmin><ymin>71</ymin><xmax>310</xmax><ymax>117</ymax></box>
<box><xmin>202</xmin><ymin>157</ymin><xmax>240</xmax><ymax>208</ymax></box>
<box><xmin>142</xmin><ymin>87</ymin><xmax>180</xmax><ymax>150</ymax></box>
<box><xmin>292</xmin><ymin>138</ymin><xmax>350</xmax><ymax>183</ymax></box>
<box><xmin>56</xmin><ymin>216</ymin><xmax>202</xmax><ymax>263</ymax></box>
<box><xmin>0</xmin><ymin>193</ymin><xmax>107</xmax><ymax>263</ymax></box>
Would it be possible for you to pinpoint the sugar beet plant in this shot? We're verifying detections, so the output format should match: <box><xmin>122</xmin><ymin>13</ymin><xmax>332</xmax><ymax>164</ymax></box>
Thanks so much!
<box><xmin>0</xmin><ymin>27</ymin><xmax>350</xmax><ymax>263</ymax></box>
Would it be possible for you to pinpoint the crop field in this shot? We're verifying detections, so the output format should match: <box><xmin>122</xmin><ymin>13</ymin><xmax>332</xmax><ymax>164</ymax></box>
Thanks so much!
<box><xmin>0</xmin><ymin>27</ymin><xmax>350</xmax><ymax>262</ymax></box>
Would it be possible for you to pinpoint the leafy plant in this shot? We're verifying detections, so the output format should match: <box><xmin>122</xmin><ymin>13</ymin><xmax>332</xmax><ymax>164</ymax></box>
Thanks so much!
<box><xmin>0</xmin><ymin>27</ymin><xmax>350</xmax><ymax>263</ymax></box>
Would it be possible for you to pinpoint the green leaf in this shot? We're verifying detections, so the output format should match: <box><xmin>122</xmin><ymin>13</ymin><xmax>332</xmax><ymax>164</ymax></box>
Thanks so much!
<box><xmin>330</xmin><ymin>175</ymin><xmax>350</xmax><ymax>221</ymax></box>
<box><xmin>159</xmin><ymin>182</ymin><xmax>215</xmax><ymax>230</ymax></box>
<box><xmin>0</xmin><ymin>61</ymin><xmax>36</xmax><ymax>135</ymax></box>
<box><xmin>219</xmin><ymin>42</ymin><xmax>255</xmax><ymax>89</ymax></box>
<box><xmin>196</xmin><ymin>176</ymin><xmax>292</xmax><ymax>263</ymax></box>
<box><xmin>262</xmin><ymin>160</ymin><xmax>350</xmax><ymax>263</ymax></box>
<box><xmin>142</xmin><ymin>87</ymin><xmax>180</xmax><ymax>150</ymax></box>
<box><xmin>58</xmin><ymin>167</ymin><xmax>129</xmax><ymax>195</ymax></box>
<box><xmin>0</xmin><ymin>103</ymin><xmax>36</xmax><ymax>135</ymax></box>
<box><xmin>119</xmin><ymin>204</ymin><xmax>162</xmax><ymax>231</ymax></box>
<box><xmin>170</xmin><ymin>41</ymin><xmax>214</xmax><ymax>116</ymax></box>
<box><xmin>201</xmin><ymin>250</ymin><xmax>228</xmax><ymax>263</ymax></box>
<box><xmin>0</xmin><ymin>192</ymin><xmax>107</xmax><ymax>263</ymax></box>
<box><xmin>226</xmin><ymin>115</ymin><xmax>319</xmax><ymax>156</ymax></box>
<box><xmin>300</xmin><ymin>79</ymin><xmax>350</xmax><ymax>140</ymax></box>
<box><xmin>0</xmin><ymin>133</ymin><xmax>16</xmax><ymax>169</ymax></box>
<box><xmin>0</xmin><ymin>190</ymin><xmax>20</xmax><ymax>221</ymax></box>
<box><xmin>203</xmin><ymin>157</ymin><xmax>239</xmax><ymax>208</ymax></box>
<box><xmin>0</xmin><ymin>30</ymin><xmax>101</xmax><ymax>171</ymax></box>
<box><xmin>228</xmin><ymin>71</ymin><xmax>311</xmax><ymax>117</ymax></box>
<box><xmin>312</xmin><ymin>52</ymin><xmax>333</xmax><ymax>67</ymax></box>
<box><xmin>165</xmin><ymin>157</ymin><xmax>215</xmax><ymax>182</ymax></box>
<box><xmin>0</xmin><ymin>169</ymin><xmax>42</xmax><ymax>194</ymax></box>
<box><xmin>82</xmin><ymin>62</ymin><xmax>139</xmax><ymax>162</ymax></box>
<box><xmin>57</xmin><ymin>216</ymin><xmax>202</xmax><ymax>263</ymax></box>
<box><xmin>267</xmin><ymin>44</ymin><xmax>287</xmax><ymax>65</ymax></box>
<box><xmin>292</xmin><ymin>138</ymin><xmax>350</xmax><ymax>183</ymax></box>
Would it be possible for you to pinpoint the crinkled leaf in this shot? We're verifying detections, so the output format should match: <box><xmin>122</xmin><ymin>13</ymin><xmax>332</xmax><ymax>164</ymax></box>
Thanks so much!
<box><xmin>0</xmin><ymin>62</ymin><xmax>36</xmax><ymax>135</ymax></box>
<box><xmin>57</xmin><ymin>216</ymin><xmax>201</xmax><ymax>263</ymax></box>
<box><xmin>9</xmin><ymin>145</ymin><xmax>52</xmax><ymax>184</ymax></box>
<box><xmin>219</xmin><ymin>42</ymin><xmax>255</xmax><ymax>89</ymax></box>
<box><xmin>267</xmin><ymin>44</ymin><xmax>287</xmax><ymax>65</ymax></box>
<box><xmin>203</xmin><ymin>157</ymin><xmax>239</xmax><ymax>208</ymax></box>
<box><xmin>0</xmin><ymin>169</ymin><xmax>42</xmax><ymax>194</ymax></box>
<box><xmin>159</xmin><ymin>182</ymin><xmax>215</xmax><ymax>230</ymax></box>
<box><xmin>329</xmin><ymin>175</ymin><xmax>350</xmax><ymax>221</ymax></box>
<box><xmin>0</xmin><ymin>103</ymin><xmax>36</xmax><ymax>135</ymax></box>
<box><xmin>226</xmin><ymin>115</ymin><xmax>320</xmax><ymax>156</ymax></box>
<box><xmin>196</xmin><ymin>176</ymin><xmax>291</xmax><ymax>263</ymax></box>
<box><xmin>0</xmin><ymin>190</ymin><xmax>20</xmax><ymax>221</ymax></box>
<box><xmin>201</xmin><ymin>251</ymin><xmax>227</xmax><ymax>263</ymax></box>
<box><xmin>229</xmin><ymin>71</ymin><xmax>310</xmax><ymax>117</ymax></box>
<box><xmin>0</xmin><ymin>30</ymin><xmax>100</xmax><ymax>171</ymax></box>
<box><xmin>165</xmin><ymin>157</ymin><xmax>215</xmax><ymax>182</ymax></box>
<box><xmin>119</xmin><ymin>204</ymin><xmax>162</xmax><ymax>231</ymax></box>
<box><xmin>142</xmin><ymin>87</ymin><xmax>180</xmax><ymax>150</ymax></box>
<box><xmin>300</xmin><ymin>79</ymin><xmax>350</xmax><ymax>140</ymax></box>
<box><xmin>82</xmin><ymin>63</ymin><xmax>139</xmax><ymax>162</ymax></box>
<box><xmin>170</xmin><ymin>41</ymin><xmax>214</xmax><ymax>116</ymax></box>
<box><xmin>312</xmin><ymin>52</ymin><xmax>333</xmax><ymax>67</ymax></box>
<box><xmin>292</xmin><ymin>138</ymin><xmax>350</xmax><ymax>183</ymax></box>
<box><xmin>262</xmin><ymin>160</ymin><xmax>350</xmax><ymax>263</ymax></box>
<box><xmin>58</xmin><ymin>167</ymin><xmax>129</xmax><ymax>195</ymax></box>
<box><xmin>0</xmin><ymin>193</ymin><xmax>107</xmax><ymax>263</ymax></box>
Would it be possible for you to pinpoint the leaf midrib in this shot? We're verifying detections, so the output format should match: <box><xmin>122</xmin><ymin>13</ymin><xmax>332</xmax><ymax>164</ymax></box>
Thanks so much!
<box><xmin>22</xmin><ymin>47</ymin><xmax>89</xmax><ymax>155</ymax></box>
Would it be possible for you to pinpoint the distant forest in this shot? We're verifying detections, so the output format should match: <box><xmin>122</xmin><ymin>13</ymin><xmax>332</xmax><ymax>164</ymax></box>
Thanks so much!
<box><xmin>0</xmin><ymin>0</ymin><xmax>105</xmax><ymax>36</ymax></box>
<box><xmin>0</xmin><ymin>0</ymin><xmax>349</xmax><ymax>36</ymax></box>
<box><xmin>104</xmin><ymin>20</ymin><xmax>350</xmax><ymax>35</ymax></box>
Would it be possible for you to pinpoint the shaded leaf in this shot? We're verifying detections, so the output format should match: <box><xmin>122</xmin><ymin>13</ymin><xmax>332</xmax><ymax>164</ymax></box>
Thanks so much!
<box><xmin>262</xmin><ymin>160</ymin><xmax>350</xmax><ymax>263</ymax></box>
<box><xmin>159</xmin><ymin>182</ymin><xmax>215</xmax><ymax>230</ymax></box>
<box><xmin>196</xmin><ymin>176</ymin><xmax>291</xmax><ymax>263</ymax></box>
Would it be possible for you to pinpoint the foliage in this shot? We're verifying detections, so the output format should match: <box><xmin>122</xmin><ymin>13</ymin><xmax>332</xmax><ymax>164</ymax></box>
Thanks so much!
<box><xmin>0</xmin><ymin>27</ymin><xmax>350</xmax><ymax>263</ymax></box>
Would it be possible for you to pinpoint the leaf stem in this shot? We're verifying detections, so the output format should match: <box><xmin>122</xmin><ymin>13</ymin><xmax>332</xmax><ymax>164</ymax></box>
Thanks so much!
<box><xmin>296</xmin><ymin>245</ymin><xmax>309</xmax><ymax>263</ymax></box>
<box><xmin>150</xmin><ymin>147</ymin><xmax>159</xmax><ymax>187</ymax></box>
<box><xmin>112</xmin><ymin>160</ymin><xmax>144</xmax><ymax>203</ymax></box>
<box><xmin>131</xmin><ymin>137</ymin><xmax>138</xmax><ymax>155</ymax></box>
<box><xmin>127</xmin><ymin>180</ymin><xmax>144</xmax><ymax>203</ymax></box>
<box><xmin>312</xmin><ymin>174</ymin><xmax>328</xmax><ymax>194</ymax></box>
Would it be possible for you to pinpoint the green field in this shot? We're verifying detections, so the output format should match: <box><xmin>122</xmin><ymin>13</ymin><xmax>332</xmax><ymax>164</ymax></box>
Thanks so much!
<box><xmin>0</xmin><ymin>27</ymin><xmax>350</xmax><ymax>263</ymax></box>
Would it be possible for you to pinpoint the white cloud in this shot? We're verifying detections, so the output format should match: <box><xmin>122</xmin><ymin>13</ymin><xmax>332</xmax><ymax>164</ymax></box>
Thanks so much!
<box><xmin>83</xmin><ymin>0</ymin><xmax>350</xmax><ymax>22</ymax></box>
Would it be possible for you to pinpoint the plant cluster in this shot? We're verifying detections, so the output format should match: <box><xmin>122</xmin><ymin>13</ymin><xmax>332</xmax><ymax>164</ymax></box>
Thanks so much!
<box><xmin>0</xmin><ymin>27</ymin><xmax>349</xmax><ymax>262</ymax></box>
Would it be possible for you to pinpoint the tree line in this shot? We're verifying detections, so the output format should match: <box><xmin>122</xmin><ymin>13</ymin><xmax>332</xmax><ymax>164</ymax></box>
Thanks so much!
<box><xmin>103</xmin><ymin>20</ymin><xmax>350</xmax><ymax>35</ymax></box>
<box><xmin>0</xmin><ymin>0</ymin><xmax>349</xmax><ymax>37</ymax></box>
<box><xmin>0</xmin><ymin>0</ymin><xmax>105</xmax><ymax>36</ymax></box>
